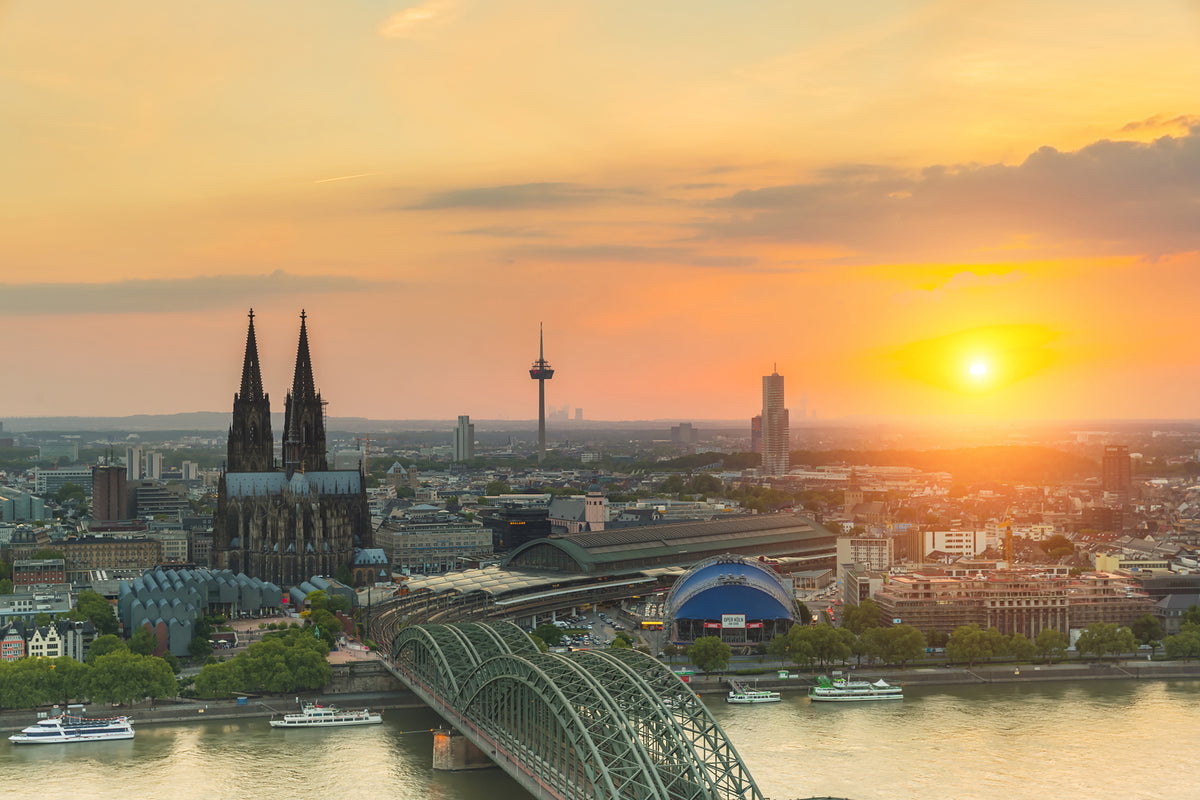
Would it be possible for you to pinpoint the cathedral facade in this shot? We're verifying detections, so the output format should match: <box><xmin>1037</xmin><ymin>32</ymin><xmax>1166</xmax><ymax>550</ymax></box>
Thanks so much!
<box><xmin>212</xmin><ymin>310</ymin><xmax>372</xmax><ymax>588</ymax></box>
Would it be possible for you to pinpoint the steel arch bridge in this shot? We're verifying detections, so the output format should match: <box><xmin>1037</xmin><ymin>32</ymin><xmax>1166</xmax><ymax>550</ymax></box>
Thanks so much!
<box><xmin>391</xmin><ymin>622</ymin><xmax>763</xmax><ymax>800</ymax></box>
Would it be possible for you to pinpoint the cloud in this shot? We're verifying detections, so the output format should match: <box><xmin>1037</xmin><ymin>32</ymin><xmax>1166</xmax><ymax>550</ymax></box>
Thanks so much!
<box><xmin>379</xmin><ymin>0</ymin><xmax>457</xmax><ymax>39</ymax></box>
<box><xmin>408</xmin><ymin>182</ymin><xmax>644</xmax><ymax>210</ymax></box>
<box><xmin>512</xmin><ymin>244</ymin><xmax>756</xmax><ymax>269</ymax></box>
<box><xmin>1120</xmin><ymin>114</ymin><xmax>1200</xmax><ymax>133</ymax></box>
<box><xmin>703</xmin><ymin>123</ymin><xmax>1200</xmax><ymax>260</ymax></box>
<box><xmin>0</xmin><ymin>270</ymin><xmax>391</xmax><ymax>316</ymax></box>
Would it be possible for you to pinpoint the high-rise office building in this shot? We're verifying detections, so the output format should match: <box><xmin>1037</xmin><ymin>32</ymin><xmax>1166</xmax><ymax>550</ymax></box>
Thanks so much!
<box><xmin>1102</xmin><ymin>445</ymin><xmax>1132</xmax><ymax>498</ymax></box>
<box><xmin>750</xmin><ymin>415</ymin><xmax>762</xmax><ymax>454</ymax></box>
<box><xmin>92</xmin><ymin>465</ymin><xmax>129</xmax><ymax>522</ymax></box>
<box><xmin>126</xmin><ymin>445</ymin><xmax>143</xmax><ymax>480</ymax></box>
<box><xmin>760</xmin><ymin>367</ymin><xmax>789</xmax><ymax>476</ymax></box>
<box><xmin>453</xmin><ymin>415</ymin><xmax>475</xmax><ymax>462</ymax></box>
<box><xmin>144</xmin><ymin>451</ymin><xmax>163</xmax><ymax>480</ymax></box>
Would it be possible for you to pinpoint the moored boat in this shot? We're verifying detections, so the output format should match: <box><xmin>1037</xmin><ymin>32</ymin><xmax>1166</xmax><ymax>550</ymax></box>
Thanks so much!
<box><xmin>9</xmin><ymin>713</ymin><xmax>135</xmax><ymax>744</ymax></box>
<box><xmin>725</xmin><ymin>680</ymin><xmax>782</xmax><ymax>704</ymax></box>
<box><xmin>808</xmin><ymin>674</ymin><xmax>903</xmax><ymax>702</ymax></box>
<box><xmin>269</xmin><ymin>701</ymin><xmax>382</xmax><ymax>728</ymax></box>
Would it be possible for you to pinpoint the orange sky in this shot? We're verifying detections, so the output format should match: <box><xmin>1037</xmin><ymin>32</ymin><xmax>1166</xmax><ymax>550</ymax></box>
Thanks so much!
<box><xmin>3</xmin><ymin>1</ymin><xmax>1200</xmax><ymax>422</ymax></box>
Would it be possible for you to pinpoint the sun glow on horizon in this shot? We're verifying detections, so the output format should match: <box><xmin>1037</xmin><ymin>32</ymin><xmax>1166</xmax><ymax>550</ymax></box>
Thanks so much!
<box><xmin>893</xmin><ymin>324</ymin><xmax>1058</xmax><ymax>399</ymax></box>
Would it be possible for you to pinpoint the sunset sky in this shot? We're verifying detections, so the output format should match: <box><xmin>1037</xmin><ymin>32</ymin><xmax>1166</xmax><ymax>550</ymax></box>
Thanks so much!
<box><xmin>4</xmin><ymin>1</ymin><xmax>1200</xmax><ymax>423</ymax></box>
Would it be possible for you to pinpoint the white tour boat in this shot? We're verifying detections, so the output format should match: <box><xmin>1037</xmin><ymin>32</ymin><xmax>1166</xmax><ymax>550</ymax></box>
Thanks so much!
<box><xmin>808</xmin><ymin>674</ymin><xmax>903</xmax><ymax>702</ymax></box>
<box><xmin>269</xmin><ymin>701</ymin><xmax>383</xmax><ymax>728</ymax></box>
<box><xmin>9</xmin><ymin>713</ymin><xmax>135</xmax><ymax>744</ymax></box>
<box><xmin>725</xmin><ymin>680</ymin><xmax>782</xmax><ymax>704</ymax></box>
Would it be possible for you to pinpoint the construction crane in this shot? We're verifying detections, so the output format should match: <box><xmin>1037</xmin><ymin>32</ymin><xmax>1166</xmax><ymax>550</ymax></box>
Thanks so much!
<box><xmin>999</xmin><ymin>506</ymin><xmax>1014</xmax><ymax>567</ymax></box>
<box><xmin>355</xmin><ymin>435</ymin><xmax>372</xmax><ymax>473</ymax></box>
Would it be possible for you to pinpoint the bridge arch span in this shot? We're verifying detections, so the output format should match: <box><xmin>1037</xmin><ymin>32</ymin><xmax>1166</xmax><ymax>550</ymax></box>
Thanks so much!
<box><xmin>389</xmin><ymin>622</ymin><xmax>762</xmax><ymax>800</ymax></box>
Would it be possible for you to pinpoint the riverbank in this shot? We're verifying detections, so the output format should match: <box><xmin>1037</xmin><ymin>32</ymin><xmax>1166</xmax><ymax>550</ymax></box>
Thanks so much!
<box><xmin>680</xmin><ymin>658</ymin><xmax>1200</xmax><ymax>694</ymax></box>
<box><xmin>6</xmin><ymin>657</ymin><xmax>1199</xmax><ymax>732</ymax></box>
<box><xmin>0</xmin><ymin>690</ymin><xmax>428</xmax><ymax>733</ymax></box>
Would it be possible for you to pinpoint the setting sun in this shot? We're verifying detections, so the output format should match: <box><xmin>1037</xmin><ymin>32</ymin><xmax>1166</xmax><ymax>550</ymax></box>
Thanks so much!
<box><xmin>969</xmin><ymin>362</ymin><xmax>988</xmax><ymax>377</ymax></box>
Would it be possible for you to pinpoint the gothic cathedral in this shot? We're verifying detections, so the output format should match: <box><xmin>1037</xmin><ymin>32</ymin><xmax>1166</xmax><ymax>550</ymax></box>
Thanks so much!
<box><xmin>212</xmin><ymin>310</ymin><xmax>372</xmax><ymax>587</ymax></box>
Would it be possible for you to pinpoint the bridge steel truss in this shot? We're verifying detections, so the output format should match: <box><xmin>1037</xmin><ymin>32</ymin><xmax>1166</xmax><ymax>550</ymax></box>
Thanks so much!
<box><xmin>392</xmin><ymin>622</ymin><xmax>763</xmax><ymax>800</ymax></box>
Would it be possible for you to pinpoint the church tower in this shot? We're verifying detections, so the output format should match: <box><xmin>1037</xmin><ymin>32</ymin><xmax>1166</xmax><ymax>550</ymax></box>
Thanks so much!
<box><xmin>283</xmin><ymin>310</ymin><xmax>328</xmax><ymax>474</ymax></box>
<box><xmin>226</xmin><ymin>309</ymin><xmax>274</xmax><ymax>473</ymax></box>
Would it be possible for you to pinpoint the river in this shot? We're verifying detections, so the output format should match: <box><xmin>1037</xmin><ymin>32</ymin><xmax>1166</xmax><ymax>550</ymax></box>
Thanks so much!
<box><xmin>3</xmin><ymin>680</ymin><xmax>1193</xmax><ymax>800</ymax></box>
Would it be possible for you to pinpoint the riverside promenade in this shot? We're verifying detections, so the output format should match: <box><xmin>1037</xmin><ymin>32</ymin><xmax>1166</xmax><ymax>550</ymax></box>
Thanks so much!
<box><xmin>677</xmin><ymin>658</ymin><xmax>1200</xmax><ymax>695</ymax></box>
<box><xmin>5</xmin><ymin>655</ymin><xmax>1198</xmax><ymax>732</ymax></box>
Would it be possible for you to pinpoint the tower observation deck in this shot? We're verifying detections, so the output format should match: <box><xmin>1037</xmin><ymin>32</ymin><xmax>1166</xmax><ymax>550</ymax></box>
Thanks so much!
<box><xmin>529</xmin><ymin>323</ymin><xmax>554</xmax><ymax>464</ymax></box>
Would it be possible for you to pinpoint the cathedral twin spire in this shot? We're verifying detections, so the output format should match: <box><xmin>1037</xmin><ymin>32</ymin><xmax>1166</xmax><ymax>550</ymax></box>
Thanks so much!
<box><xmin>229</xmin><ymin>309</ymin><xmax>327</xmax><ymax>475</ymax></box>
<box><xmin>239</xmin><ymin>308</ymin><xmax>265</xmax><ymax>403</ymax></box>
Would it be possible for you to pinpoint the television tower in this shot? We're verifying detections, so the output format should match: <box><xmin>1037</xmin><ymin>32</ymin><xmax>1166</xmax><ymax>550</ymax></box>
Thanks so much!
<box><xmin>529</xmin><ymin>323</ymin><xmax>554</xmax><ymax>464</ymax></box>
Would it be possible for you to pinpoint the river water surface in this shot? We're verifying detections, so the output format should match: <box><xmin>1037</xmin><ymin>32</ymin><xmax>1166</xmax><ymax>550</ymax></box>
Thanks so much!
<box><xmin>3</xmin><ymin>680</ymin><xmax>1193</xmax><ymax>800</ymax></box>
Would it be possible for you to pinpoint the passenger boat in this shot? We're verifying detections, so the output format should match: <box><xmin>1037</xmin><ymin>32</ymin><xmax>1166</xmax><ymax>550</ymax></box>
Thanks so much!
<box><xmin>8</xmin><ymin>713</ymin><xmax>135</xmax><ymax>744</ymax></box>
<box><xmin>725</xmin><ymin>681</ymin><xmax>782</xmax><ymax>704</ymax></box>
<box><xmin>808</xmin><ymin>674</ymin><xmax>903</xmax><ymax>702</ymax></box>
<box><xmin>269</xmin><ymin>701</ymin><xmax>383</xmax><ymax>728</ymax></box>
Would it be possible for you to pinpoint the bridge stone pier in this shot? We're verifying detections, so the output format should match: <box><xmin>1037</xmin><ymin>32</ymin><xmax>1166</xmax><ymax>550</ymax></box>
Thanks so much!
<box><xmin>432</xmin><ymin>728</ymin><xmax>494</xmax><ymax>771</ymax></box>
<box><xmin>382</xmin><ymin>621</ymin><xmax>764</xmax><ymax>800</ymax></box>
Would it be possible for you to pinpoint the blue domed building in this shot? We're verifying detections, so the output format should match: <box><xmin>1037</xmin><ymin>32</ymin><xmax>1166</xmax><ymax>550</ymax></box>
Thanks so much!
<box><xmin>663</xmin><ymin>554</ymin><xmax>797</xmax><ymax>646</ymax></box>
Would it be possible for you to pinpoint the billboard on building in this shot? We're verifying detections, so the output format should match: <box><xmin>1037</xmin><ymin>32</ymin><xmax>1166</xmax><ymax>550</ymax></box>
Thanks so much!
<box><xmin>721</xmin><ymin>614</ymin><xmax>746</xmax><ymax>629</ymax></box>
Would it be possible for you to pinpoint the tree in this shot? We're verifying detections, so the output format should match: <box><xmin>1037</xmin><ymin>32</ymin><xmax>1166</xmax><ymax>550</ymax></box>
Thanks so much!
<box><xmin>73</xmin><ymin>589</ymin><xmax>119</xmax><ymax>636</ymax></box>
<box><xmin>688</xmin><ymin>474</ymin><xmax>723</xmax><ymax>496</ymax></box>
<box><xmin>49</xmin><ymin>656</ymin><xmax>86</xmax><ymax>706</ymax></box>
<box><xmin>1040</xmin><ymin>534</ymin><xmax>1075</xmax><ymax>559</ymax></box>
<box><xmin>653</xmin><ymin>474</ymin><xmax>687</xmax><ymax>495</ymax></box>
<box><xmin>325</xmin><ymin>593</ymin><xmax>351</xmax><ymax>615</ymax></box>
<box><xmin>1008</xmin><ymin>632</ymin><xmax>1036</xmax><ymax>662</ymax></box>
<box><xmin>1034</xmin><ymin>628</ymin><xmax>1069</xmax><ymax>664</ymax></box>
<box><xmin>688</xmin><ymin>636</ymin><xmax>732</xmax><ymax>674</ymax></box>
<box><xmin>793</xmin><ymin>623</ymin><xmax>851</xmax><ymax>667</ymax></box>
<box><xmin>189</xmin><ymin>635</ymin><xmax>213</xmax><ymax>661</ymax></box>
<box><xmin>333</xmin><ymin>562</ymin><xmax>354</xmax><ymax>587</ymax></box>
<box><xmin>661</xmin><ymin>643</ymin><xmax>680</xmax><ymax>664</ymax></box>
<box><xmin>87</xmin><ymin>651</ymin><xmax>176</xmax><ymax>706</ymax></box>
<box><xmin>1075</xmin><ymin>623</ymin><xmax>1135</xmax><ymax>662</ymax></box>
<box><xmin>130</xmin><ymin>626</ymin><xmax>158</xmax><ymax>656</ymax></box>
<box><xmin>795</xmin><ymin>601</ymin><xmax>812</xmax><ymax>626</ymax></box>
<box><xmin>307</xmin><ymin>608</ymin><xmax>341</xmax><ymax>649</ymax></box>
<box><xmin>31</xmin><ymin>548</ymin><xmax>66</xmax><ymax>561</ymax></box>
<box><xmin>305</xmin><ymin>589</ymin><xmax>331</xmax><ymax>611</ymax></box>
<box><xmin>485</xmin><ymin>480</ymin><xmax>511</xmax><ymax>496</ymax></box>
<box><xmin>533</xmin><ymin>623</ymin><xmax>564</xmax><ymax>647</ymax></box>
<box><xmin>767</xmin><ymin>634</ymin><xmax>789</xmax><ymax>666</ymax></box>
<box><xmin>0</xmin><ymin>578</ymin><xmax>12</xmax><ymax>595</ymax></box>
<box><xmin>881</xmin><ymin>625</ymin><xmax>926</xmax><ymax>669</ymax></box>
<box><xmin>841</xmin><ymin>599</ymin><xmax>883</xmax><ymax>635</ymax></box>
<box><xmin>55</xmin><ymin>482</ymin><xmax>87</xmax><ymax>504</ymax></box>
<box><xmin>1131</xmin><ymin>614</ymin><xmax>1163</xmax><ymax>646</ymax></box>
<box><xmin>87</xmin><ymin>634</ymin><xmax>128</xmax><ymax>664</ymax></box>
<box><xmin>946</xmin><ymin>624</ymin><xmax>1003</xmax><ymax>668</ymax></box>
<box><xmin>1183</xmin><ymin>605</ymin><xmax>1200</xmax><ymax>627</ymax></box>
<box><xmin>1164</xmin><ymin>629</ymin><xmax>1200</xmax><ymax>662</ymax></box>
<box><xmin>610</xmin><ymin>633</ymin><xmax>633</xmax><ymax>650</ymax></box>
